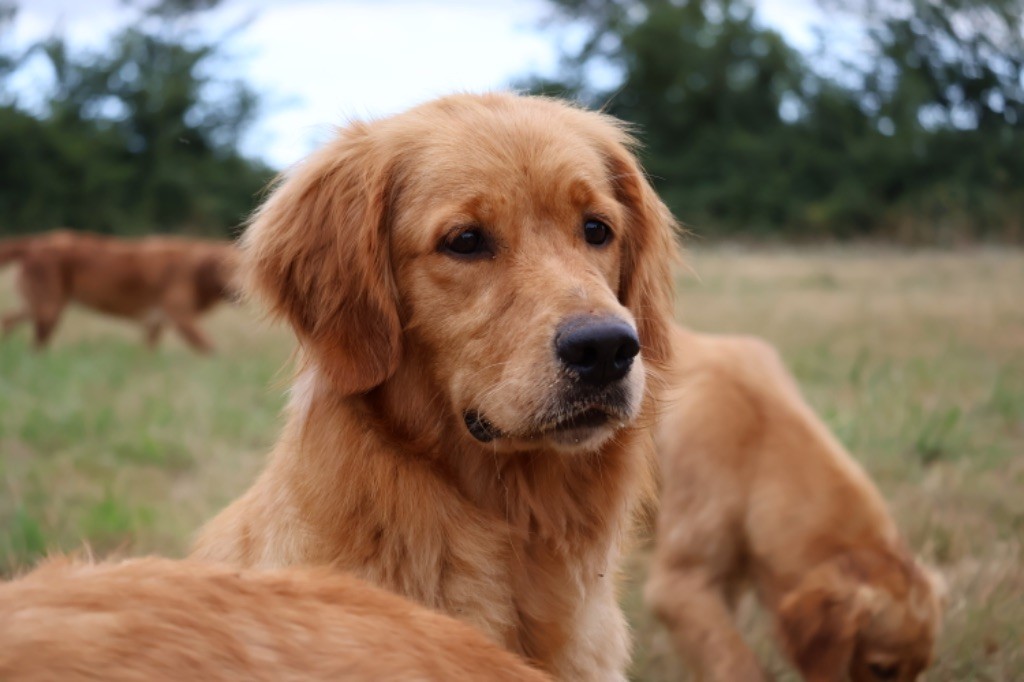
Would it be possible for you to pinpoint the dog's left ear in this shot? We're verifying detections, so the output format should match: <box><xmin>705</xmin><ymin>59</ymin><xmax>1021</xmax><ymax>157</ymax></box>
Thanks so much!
<box><xmin>602</xmin><ymin>135</ymin><xmax>679</xmax><ymax>375</ymax></box>
<box><xmin>777</xmin><ymin>573</ymin><xmax>877</xmax><ymax>682</ymax></box>
<box><xmin>241</xmin><ymin>124</ymin><xmax>401</xmax><ymax>394</ymax></box>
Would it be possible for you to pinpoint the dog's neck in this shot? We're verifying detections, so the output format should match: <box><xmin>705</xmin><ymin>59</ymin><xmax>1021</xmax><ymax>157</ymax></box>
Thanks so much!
<box><xmin>287</xmin><ymin>358</ymin><xmax>651</xmax><ymax>553</ymax></box>
<box><xmin>442</xmin><ymin>363</ymin><xmax>647</xmax><ymax>508</ymax></box>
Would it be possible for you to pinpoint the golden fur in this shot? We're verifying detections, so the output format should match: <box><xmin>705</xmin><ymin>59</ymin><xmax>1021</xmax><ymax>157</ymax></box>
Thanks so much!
<box><xmin>0</xmin><ymin>557</ymin><xmax>551</xmax><ymax>681</ymax></box>
<box><xmin>192</xmin><ymin>93</ymin><xmax>679</xmax><ymax>680</ymax></box>
<box><xmin>645</xmin><ymin>326</ymin><xmax>944</xmax><ymax>681</ymax></box>
<box><xmin>0</xmin><ymin>230</ymin><xmax>237</xmax><ymax>352</ymax></box>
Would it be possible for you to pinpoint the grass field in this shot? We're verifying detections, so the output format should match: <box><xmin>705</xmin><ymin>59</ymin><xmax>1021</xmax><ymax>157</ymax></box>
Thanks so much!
<box><xmin>1</xmin><ymin>246</ymin><xmax>1022</xmax><ymax>680</ymax></box>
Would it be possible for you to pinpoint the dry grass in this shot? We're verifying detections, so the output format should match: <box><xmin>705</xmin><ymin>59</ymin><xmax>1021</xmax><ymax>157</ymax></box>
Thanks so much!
<box><xmin>1</xmin><ymin>246</ymin><xmax>1022</xmax><ymax>680</ymax></box>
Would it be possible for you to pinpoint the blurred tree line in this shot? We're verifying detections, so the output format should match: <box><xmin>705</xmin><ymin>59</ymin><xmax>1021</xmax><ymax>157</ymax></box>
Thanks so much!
<box><xmin>0</xmin><ymin>0</ymin><xmax>1020</xmax><ymax>241</ymax></box>
<box><xmin>527</xmin><ymin>0</ymin><xmax>1024</xmax><ymax>241</ymax></box>
<box><xmin>0</xmin><ymin>0</ymin><xmax>271</xmax><ymax>237</ymax></box>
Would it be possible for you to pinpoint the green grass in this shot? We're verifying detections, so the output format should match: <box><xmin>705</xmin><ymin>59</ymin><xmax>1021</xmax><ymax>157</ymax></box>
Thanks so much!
<box><xmin>1</xmin><ymin>247</ymin><xmax>1022</xmax><ymax>680</ymax></box>
<box><xmin>0</xmin><ymin>287</ymin><xmax>293</xmax><ymax>569</ymax></box>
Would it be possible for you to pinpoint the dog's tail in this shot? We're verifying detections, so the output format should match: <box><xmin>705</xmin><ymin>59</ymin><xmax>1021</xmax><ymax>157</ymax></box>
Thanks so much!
<box><xmin>0</xmin><ymin>235</ymin><xmax>35</xmax><ymax>268</ymax></box>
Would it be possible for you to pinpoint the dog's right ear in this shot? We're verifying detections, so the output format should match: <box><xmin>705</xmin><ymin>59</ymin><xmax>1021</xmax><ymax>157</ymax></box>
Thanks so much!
<box><xmin>242</xmin><ymin>123</ymin><xmax>400</xmax><ymax>394</ymax></box>
<box><xmin>599</xmin><ymin>129</ymin><xmax>680</xmax><ymax>379</ymax></box>
<box><xmin>777</xmin><ymin>572</ymin><xmax>874</xmax><ymax>682</ymax></box>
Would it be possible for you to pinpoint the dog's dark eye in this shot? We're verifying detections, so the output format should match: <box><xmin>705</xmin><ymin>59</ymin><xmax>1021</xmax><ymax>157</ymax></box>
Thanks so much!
<box><xmin>868</xmin><ymin>663</ymin><xmax>899</xmax><ymax>680</ymax></box>
<box><xmin>583</xmin><ymin>219</ymin><xmax>610</xmax><ymax>246</ymax></box>
<box><xmin>443</xmin><ymin>228</ymin><xmax>488</xmax><ymax>258</ymax></box>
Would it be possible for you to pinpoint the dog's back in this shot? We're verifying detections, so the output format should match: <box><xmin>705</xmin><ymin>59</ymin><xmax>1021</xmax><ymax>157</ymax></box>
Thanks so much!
<box><xmin>662</xmin><ymin>327</ymin><xmax>899</xmax><ymax>586</ymax></box>
<box><xmin>0</xmin><ymin>557</ymin><xmax>550</xmax><ymax>682</ymax></box>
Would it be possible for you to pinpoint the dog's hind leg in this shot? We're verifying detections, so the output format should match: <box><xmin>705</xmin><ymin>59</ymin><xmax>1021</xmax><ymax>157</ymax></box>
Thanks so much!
<box><xmin>162</xmin><ymin>283</ymin><xmax>214</xmax><ymax>354</ymax></box>
<box><xmin>32</xmin><ymin>307</ymin><xmax>65</xmax><ymax>349</ymax></box>
<box><xmin>32</xmin><ymin>315</ymin><xmax>61</xmax><ymax>349</ymax></box>
<box><xmin>170</xmin><ymin>315</ymin><xmax>213</xmax><ymax>354</ymax></box>
<box><xmin>144</xmin><ymin>322</ymin><xmax>165</xmax><ymax>349</ymax></box>
<box><xmin>142</xmin><ymin>310</ymin><xmax>165</xmax><ymax>349</ymax></box>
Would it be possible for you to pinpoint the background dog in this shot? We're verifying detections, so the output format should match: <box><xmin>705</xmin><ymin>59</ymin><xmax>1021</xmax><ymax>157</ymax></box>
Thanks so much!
<box><xmin>0</xmin><ymin>230</ymin><xmax>237</xmax><ymax>352</ymax></box>
<box><xmin>0</xmin><ymin>557</ymin><xmax>551</xmax><ymax>681</ymax></box>
<box><xmin>645</xmin><ymin>326</ymin><xmax>944</xmax><ymax>681</ymax></box>
<box><xmin>191</xmin><ymin>92</ymin><xmax>679</xmax><ymax>680</ymax></box>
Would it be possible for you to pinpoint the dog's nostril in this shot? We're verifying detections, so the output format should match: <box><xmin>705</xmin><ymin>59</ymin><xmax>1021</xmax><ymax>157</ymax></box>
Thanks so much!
<box><xmin>555</xmin><ymin>318</ymin><xmax>640</xmax><ymax>386</ymax></box>
<box><xmin>561</xmin><ymin>344</ymin><xmax>598</xmax><ymax>368</ymax></box>
<box><xmin>615</xmin><ymin>337</ymin><xmax>640</xmax><ymax>363</ymax></box>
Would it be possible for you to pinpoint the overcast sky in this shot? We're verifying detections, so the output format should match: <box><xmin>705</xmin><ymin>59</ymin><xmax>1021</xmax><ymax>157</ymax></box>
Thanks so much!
<box><xmin>7</xmin><ymin>0</ymin><xmax>828</xmax><ymax>168</ymax></box>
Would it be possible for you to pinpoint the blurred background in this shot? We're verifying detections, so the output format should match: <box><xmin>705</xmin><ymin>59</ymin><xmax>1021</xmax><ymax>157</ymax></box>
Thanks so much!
<box><xmin>0</xmin><ymin>0</ymin><xmax>1022</xmax><ymax>680</ymax></box>
<box><xmin>2</xmin><ymin>0</ymin><xmax>1023</xmax><ymax>241</ymax></box>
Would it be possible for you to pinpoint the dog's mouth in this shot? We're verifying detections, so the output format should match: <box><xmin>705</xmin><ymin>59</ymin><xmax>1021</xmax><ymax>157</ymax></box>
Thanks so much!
<box><xmin>463</xmin><ymin>405</ymin><xmax>622</xmax><ymax>446</ymax></box>
<box><xmin>464</xmin><ymin>410</ymin><xmax>501</xmax><ymax>443</ymax></box>
<box><xmin>544</xmin><ymin>407</ymin><xmax>612</xmax><ymax>432</ymax></box>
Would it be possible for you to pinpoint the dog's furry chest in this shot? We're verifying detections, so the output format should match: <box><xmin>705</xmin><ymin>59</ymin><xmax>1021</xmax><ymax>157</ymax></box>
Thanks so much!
<box><xmin>192</xmin><ymin>394</ymin><xmax>641</xmax><ymax>678</ymax></box>
<box><xmin>326</xmin><ymin>466</ymin><xmax>614</xmax><ymax>649</ymax></box>
<box><xmin>335</xmin><ymin>500</ymin><xmax>619</xmax><ymax>679</ymax></box>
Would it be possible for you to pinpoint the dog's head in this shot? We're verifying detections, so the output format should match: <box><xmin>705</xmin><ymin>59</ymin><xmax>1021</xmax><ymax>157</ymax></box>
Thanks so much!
<box><xmin>242</xmin><ymin>93</ymin><xmax>677</xmax><ymax>454</ymax></box>
<box><xmin>777</xmin><ymin>548</ymin><xmax>945</xmax><ymax>682</ymax></box>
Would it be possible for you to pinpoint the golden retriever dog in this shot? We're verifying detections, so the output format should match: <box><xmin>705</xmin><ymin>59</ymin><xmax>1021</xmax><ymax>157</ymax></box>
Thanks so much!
<box><xmin>645</xmin><ymin>326</ymin><xmax>944</xmax><ymax>682</ymax></box>
<box><xmin>0</xmin><ymin>230</ymin><xmax>237</xmax><ymax>352</ymax></box>
<box><xmin>192</xmin><ymin>93</ymin><xmax>678</xmax><ymax>680</ymax></box>
<box><xmin>0</xmin><ymin>557</ymin><xmax>551</xmax><ymax>681</ymax></box>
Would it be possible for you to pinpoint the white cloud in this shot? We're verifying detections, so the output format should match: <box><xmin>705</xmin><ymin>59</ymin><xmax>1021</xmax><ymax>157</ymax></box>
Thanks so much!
<box><xmin>230</xmin><ymin>0</ymin><xmax>558</xmax><ymax>166</ymax></box>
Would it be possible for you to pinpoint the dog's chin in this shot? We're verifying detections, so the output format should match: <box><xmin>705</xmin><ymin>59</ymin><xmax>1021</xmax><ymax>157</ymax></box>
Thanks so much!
<box><xmin>463</xmin><ymin>406</ymin><xmax>632</xmax><ymax>454</ymax></box>
<box><xmin>541</xmin><ymin>420</ymin><xmax>620</xmax><ymax>453</ymax></box>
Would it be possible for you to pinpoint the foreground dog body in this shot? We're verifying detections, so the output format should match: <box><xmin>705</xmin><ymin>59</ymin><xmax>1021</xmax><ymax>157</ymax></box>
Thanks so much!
<box><xmin>646</xmin><ymin>326</ymin><xmax>943</xmax><ymax>681</ymax></box>
<box><xmin>0</xmin><ymin>230</ymin><xmax>237</xmax><ymax>351</ymax></box>
<box><xmin>192</xmin><ymin>93</ymin><xmax>677</xmax><ymax>679</ymax></box>
<box><xmin>0</xmin><ymin>557</ymin><xmax>550</xmax><ymax>681</ymax></box>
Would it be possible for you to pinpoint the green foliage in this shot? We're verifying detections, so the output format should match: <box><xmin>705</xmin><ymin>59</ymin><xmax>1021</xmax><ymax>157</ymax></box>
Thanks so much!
<box><xmin>988</xmin><ymin>371</ymin><xmax>1024</xmax><ymax>427</ymax></box>
<box><xmin>0</xmin><ymin>506</ymin><xmax>47</xmax><ymax>570</ymax></box>
<box><xmin>78</xmin><ymin>491</ymin><xmax>155</xmax><ymax>552</ymax></box>
<box><xmin>527</xmin><ymin>0</ymin><xmax>1024</xmax><ymax>241</ymax></box>
<box><xmin>0</xmin><ymin>1</ymin><xmax>271</xmax><ymax>237</ymax></box>
<box><xmin>913</xmin><ymin>405</ymin><xmax>963</xmax><ymax>465</ymax></box>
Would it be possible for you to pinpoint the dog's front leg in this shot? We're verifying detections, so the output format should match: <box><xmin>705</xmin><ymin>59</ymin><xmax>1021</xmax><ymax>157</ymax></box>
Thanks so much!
<box><xmin>549</xmin><ymin>573</ymin><xmax>632</xmax><ymax>682</ymax></box>
<box><xmin>644</xmin><ymin>563</ymin><xmax>767</xmax><ymax>682</ymax></box>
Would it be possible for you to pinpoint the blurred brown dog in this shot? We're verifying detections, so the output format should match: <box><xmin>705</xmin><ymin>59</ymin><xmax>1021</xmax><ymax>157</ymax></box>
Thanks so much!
<box><xmin>645</xmin><ymin>326</ymin><xmax>944</xmax><ymax>682</ymax></box>
<box><xmin>0</xmin><ymin>556</ymin><xmax>550</xmax><ymax>681</ymax></box>
<box><xmin>192</xmin><ymin>93</ymin><xmax>679</xmax><ymax>680</ymax></box>
<box><xmin>0</xmin><ymin>230</ymin><xmax>237</xmax><ymax>352</ymax></box>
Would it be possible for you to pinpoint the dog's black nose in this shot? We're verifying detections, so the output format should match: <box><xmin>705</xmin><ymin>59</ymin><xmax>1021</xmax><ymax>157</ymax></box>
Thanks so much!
<box><xmin>555</xmin><ymin>317</ymin><xmax>640</xmax><ymax>386</ymax></box>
